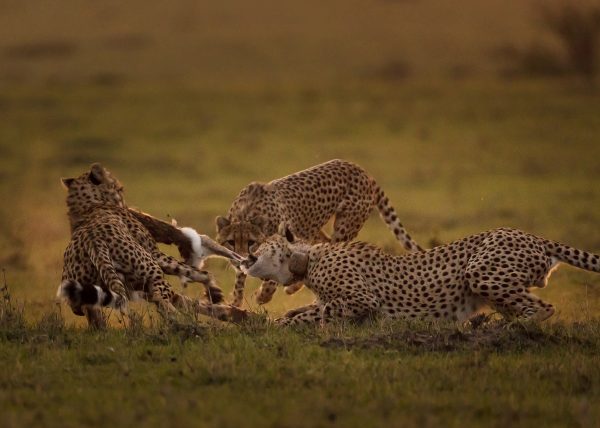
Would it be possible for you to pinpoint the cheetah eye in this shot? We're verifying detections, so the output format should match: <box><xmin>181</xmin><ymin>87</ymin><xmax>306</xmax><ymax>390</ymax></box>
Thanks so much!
<box><xmin>226</xmin><ymin>240</ymin><xmax>235</xmax><ymax>247</ymax></box>
<box><xmin>248</xmin><ymin>240</ymin><xmax>256</xmax><ymax>248</ymax></box>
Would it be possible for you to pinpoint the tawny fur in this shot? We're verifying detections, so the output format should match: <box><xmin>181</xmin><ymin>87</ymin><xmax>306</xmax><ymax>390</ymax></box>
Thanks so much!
<box><xmin>242</xmin><ymin>228</ymin><xmax>600</xmax><ymax>326</ymax></box>
<box><xmin>58</xmin><ymin>163</ymin><xmax>247</xmax><ymax>327</ymax></box>
<box><xmin>216</xmin><ymin>159</ymin><xmax>423</xmax><ymax>307</ymax></box>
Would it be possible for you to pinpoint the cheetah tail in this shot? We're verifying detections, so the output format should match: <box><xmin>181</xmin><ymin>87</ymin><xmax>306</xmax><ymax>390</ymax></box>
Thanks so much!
<box><xmin>373</xmin><ymin>183</ymin><xmax>423</xmax><ymax>252</ymax></box>
<box><xmin>56</xmin><ymin>280</ymin><xmax>125</xmax><ymax>313</ymax></box>
<box><xmin>544</xmin><ymin>240</ymin><xmax>600</xmax><ymax>273</ymax></box>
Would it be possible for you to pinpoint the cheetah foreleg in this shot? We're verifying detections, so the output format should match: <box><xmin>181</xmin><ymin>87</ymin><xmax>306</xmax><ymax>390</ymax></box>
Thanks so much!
<box><xmin>256</xmin><ymin>280</ymin><xmax>303</xmax><ymax>305</ymax></box>
<box><xmin>321</xmin><ymin>294</ymin><xmax>379</xmax><ymax>324</ymax></box>
<box><xmin>274</xmin><ymin>305</ymin><xmax>323</xmax><ymax>326</ymax></box>
<box><xmin>231</xmin><ymin>270</ymin><xmax>247</xmax><ymax>307</ymax></box>
<box><xmin>255</xmin><ymin>280</ymin><xmax>278</xmax><ymax>305</ymax></box>
<box><xmin>282</xmin><ymin>303</ymin><xmax>320</xmax><ymax>319</ymax></box>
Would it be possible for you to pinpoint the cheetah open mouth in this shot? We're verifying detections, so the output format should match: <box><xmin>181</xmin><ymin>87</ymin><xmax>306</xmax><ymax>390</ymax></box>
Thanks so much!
<box><xmin>240</xmin><ymin>254</ymin><xmax>257</xmax><ymax>275</ymax></box>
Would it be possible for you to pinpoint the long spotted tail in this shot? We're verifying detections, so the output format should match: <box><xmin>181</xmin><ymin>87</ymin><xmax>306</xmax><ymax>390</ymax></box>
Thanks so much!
<box><xmin>56</xmin><ymin>280</ymin><xmax>126</xmax><ymax>316</ymax></box>
<box><xmin>544</xmin><ymin>240</ymin><xmax>600</xmax><ymax>273</ymax></box>
<box><xmin>373</xmin><ymin>183</ymin><xmax>423</xmax><ymax>252</ymax></box>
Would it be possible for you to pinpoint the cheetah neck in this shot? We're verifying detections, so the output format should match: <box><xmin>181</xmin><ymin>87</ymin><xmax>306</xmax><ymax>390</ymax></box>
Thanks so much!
<box><xmin>67</xmin><ymin>203</ymin><xmax>127</xmax><ymax>232</ymax></box>
<box><xmin>304</xmin><ymin>243</ymin><xmax>328</xmax><ymax>264</ymax></box>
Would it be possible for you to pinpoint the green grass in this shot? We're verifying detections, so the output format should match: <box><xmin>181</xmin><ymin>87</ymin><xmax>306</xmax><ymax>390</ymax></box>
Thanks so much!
<box><xmin>1</xmin><ymin>298</ymin><xmax>600</xmax><ymax>428</ymax></box>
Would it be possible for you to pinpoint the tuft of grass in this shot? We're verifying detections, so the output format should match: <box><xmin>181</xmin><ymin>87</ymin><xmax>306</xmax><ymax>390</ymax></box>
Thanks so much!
<box><xmin>0</xmin><ymin>270</ymin><xmax>27</xmax><ymax>339</ymax></box>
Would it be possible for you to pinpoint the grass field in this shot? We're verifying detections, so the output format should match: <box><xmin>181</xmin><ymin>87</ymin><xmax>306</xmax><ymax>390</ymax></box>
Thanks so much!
<box><xmin>1</xmin><ymin>1</ymin><xmax>600</xmax><ymax>427</ymax></box>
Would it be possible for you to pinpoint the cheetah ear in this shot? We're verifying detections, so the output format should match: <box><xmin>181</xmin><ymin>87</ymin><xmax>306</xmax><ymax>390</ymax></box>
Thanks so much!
<box><xmin>285</xmin><ymin>228</ymin><xmax>295</xmax><ymax>243</ymax></box>
<box><xmin>289</xmin><ymin>252</ymin><xmax>309</xmax><ymax>276</ymax></box>
<box><xmin>278</xmin><ymin>223</ymin><xmax>295</xmax><ymax>243</ymax></box>
<box><xmin>89</xmin><ymin>163</ymin><xmax>106</xmax><ymax>185</ymax></box>
<box><xmin>250</xmin><ymin>215</ymin><xmax>266</xmax><ymax>229</ymax></box>
<box><xmin>216</xmin><ymin>216</ymin><xmax>230</xmax><ymax>232</ymax></box>
<box><xmin>61</xmin><ymin>177</ymin><xmax>75</xmax><ymax>189</ymax></box>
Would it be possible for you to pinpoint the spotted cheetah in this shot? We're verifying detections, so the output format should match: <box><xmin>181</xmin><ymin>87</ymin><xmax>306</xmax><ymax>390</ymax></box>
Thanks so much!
<box><xmin>241</xmin><ymin>226</ymin><xmax>600</xmax><ymax>326</ymax></box>
<box><xmin>216</xmin><ymin>159</ymin><xmax>423</xmax><ymax>307</ymax></box>
<box><xmin>57</xmin><ymin>163</ymin><xmax>246</xmax><ymax>327</ymax></box>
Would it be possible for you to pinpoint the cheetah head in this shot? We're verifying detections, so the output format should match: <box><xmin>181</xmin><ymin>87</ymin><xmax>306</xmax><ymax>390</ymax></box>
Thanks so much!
<box><xmin>240</xmin><ymin>224</ymin><xmax>310</xmax><ymax>286</ymax></box>
<box><xmin>215</xmin><ymin>216</ymin><xmax>267</xmax><ymax>257</ymax></box>
<box><xmin>62</xmin><ymin>163</ymin><xmax>125</xmax><ymax>224</ymax></box>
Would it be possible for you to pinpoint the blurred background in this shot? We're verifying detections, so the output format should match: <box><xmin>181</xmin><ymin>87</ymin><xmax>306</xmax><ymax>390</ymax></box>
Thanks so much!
<box><xmin>0</xmin><ymin>0</ymin><xmax>599</xmax><ymax>323</ymax></box>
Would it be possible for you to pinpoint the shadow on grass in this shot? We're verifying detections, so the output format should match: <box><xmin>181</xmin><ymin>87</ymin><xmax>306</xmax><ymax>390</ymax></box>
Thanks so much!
<box><xmin>319</xmin><ymin>317</ymin><xmax>598</xmax><ymax>354</ymax></box>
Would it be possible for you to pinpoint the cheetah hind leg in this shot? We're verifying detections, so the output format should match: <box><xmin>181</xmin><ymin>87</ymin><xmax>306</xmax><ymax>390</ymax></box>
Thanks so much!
<box><xmin>83</xmin><ymin>306</ymin><xmax>107</xmax><ymax>329</ymax></box>
<box><xmin>473</xmin><ymin>281</ymin><xmax>555</xmax><ymax>322</ymax></box>
<box><xmin>85</xmin><ymin>240</ymin><xmax>129</xmax><ymax>309</ymax></box>
<box><xmin>148</xmin><ymin>281</ymin><xmax>179</xmax><ymax>318</ymax></box>
<box><xmin>146</xmin><ymin>278</ymin><xmax>241</xmax><ymax>322</ymax></box>
<box><xmin>330</xmin><ymin>209</ymin><xmax>370</xmax><ymax>243</ymax></box>
<box><xmin>316</xmin><ymin>229</ymin><xmax>331</xmax><ymax>243</ymax></box>
<box><xmin>167</xmin><ymin>291</ymin><xmax>250</xmax><ymax>323</ymax></box>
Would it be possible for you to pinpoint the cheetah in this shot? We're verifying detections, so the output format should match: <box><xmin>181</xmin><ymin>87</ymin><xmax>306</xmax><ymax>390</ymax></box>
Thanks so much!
<box><xmin>241</xmin><ymin>226</ymin><xmax>600</xmax><ymax>326</ymax></box>
<box><xmin>216</xmin><ymin>159</ymin><xmax>423</xmax><ymax>307</ymax></box>
<box><xmin>57</xmin><ymin>163</ymin><xmax>246</xmax><ymax>327</ymax></box>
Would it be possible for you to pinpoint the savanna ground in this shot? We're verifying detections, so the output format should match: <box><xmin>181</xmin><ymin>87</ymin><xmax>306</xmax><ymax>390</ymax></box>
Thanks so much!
<box><xmin>1</xmin><ymin>1</ymin><xmax>600</xmax><ymax>427</ymax></box>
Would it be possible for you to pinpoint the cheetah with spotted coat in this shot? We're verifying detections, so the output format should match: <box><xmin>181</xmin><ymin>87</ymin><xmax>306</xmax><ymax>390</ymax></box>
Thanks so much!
<box><xmin>241</xmin><ymin>226</ymin><xmax>600</xmax><ymax>325</ymax></box>
<box><xmin>58</xmin><ymin>163</ymin><xmax>246</xmax><ymax>327</ymax></box>
<box><xmin>216</xmin><ymin>159</ymin><xmax>423</xmax><ymax>307</ymax></box>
